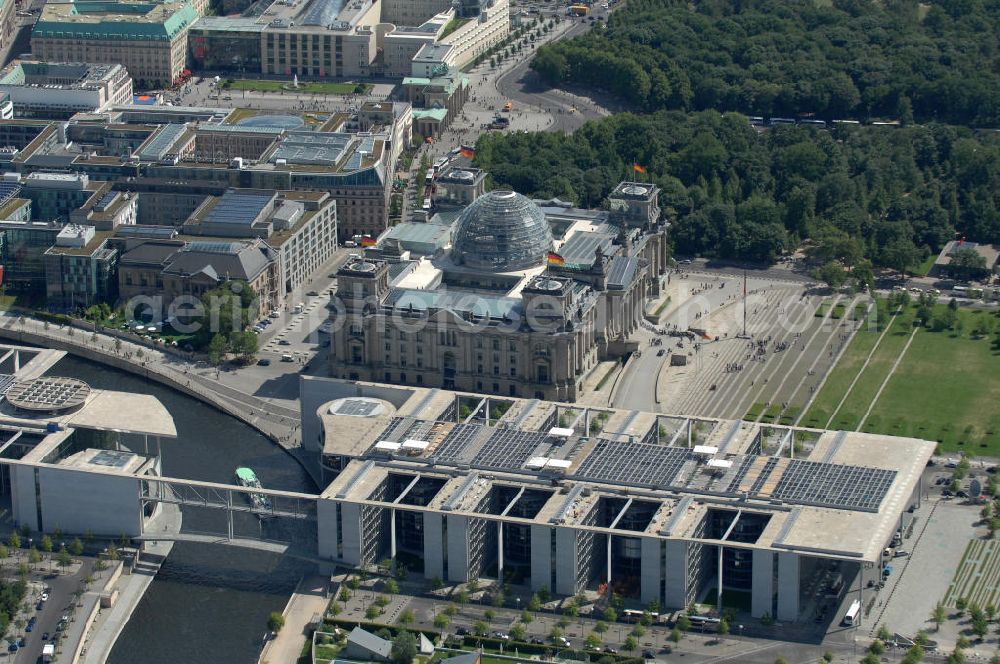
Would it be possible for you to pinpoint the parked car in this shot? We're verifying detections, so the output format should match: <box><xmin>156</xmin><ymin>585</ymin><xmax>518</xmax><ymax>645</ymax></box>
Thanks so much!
<box><xmin>40</xmin><ymin>593</ymin><xmax>49</xmax><ymax>602</ymax></box>
<box><xmin>642</xmin><ymin>649</ymin><xmax>656</xmax><ymax>659</ymax></box>
<box><xmin>306</xmin><ymin>290</ymin><xmax>319</xmax><ymax>296</ymax></box>
<box><xmin>41</xmin><ymin>632</ymin><xmax>49</xmax><ymax>641</ymax></box>
<box><xmin>893</xmin><ymin>550</ymin><xmax>909</xmax><ymax>558</ymax></box>
<box><xmin>278</xmin><ymin>339</ymin><xmax>291</xmax><ymax>346</ymax></box>
<box><xmin>7</xmin><ymin>643</ymin><xmax>16</xmax><ymax>653</ymax></box>
<box><xmin>603</xmin><ymin>646</ymin><xmax>618</xmax><ymax>654</ymax></box>
<box><xmin>257</xmin><ymin>358</ymin><xmax>271</xmax><ymax>366</ymax></box>
<box><xmin>657</xmin><ymin>349</ymin><xmax>666</xmax><ymax>357</ymax></box>
<box><xmin>957</xmin><ymin>490</ymin><xmax>969</xmax><ymax>498</ymax></box>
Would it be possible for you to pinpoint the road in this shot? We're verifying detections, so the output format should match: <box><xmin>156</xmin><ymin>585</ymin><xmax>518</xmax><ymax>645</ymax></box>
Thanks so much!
<box><xmin>3</xmin><ymin>555</ymin><xmax>95</xmax><ymax>664</ymax></box>
<box><xmin>495</xmin><ymin>17</ymin><xmax>609</xmax><ymax>133</ymax></box>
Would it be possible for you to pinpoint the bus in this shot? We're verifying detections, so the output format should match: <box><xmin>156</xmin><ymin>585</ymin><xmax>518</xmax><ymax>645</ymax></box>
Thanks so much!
<box><xmin>432</xmin><ymin>157</ymin><xmax>449</xmax><ymax>174</ymax></box>
<box><xmin>842</xmin><ymin>600</ymin><xmax>862</xmax><ymax>626</ymax></box>
<box><xmin>422</xmin><ymin>196</ymin><xmax>432</xmax><ymax>211</ymax></box>
<box><xmin>687</xmin><ymin>615</ymin><xmax>721</xmax><ymax>633</ymax></box>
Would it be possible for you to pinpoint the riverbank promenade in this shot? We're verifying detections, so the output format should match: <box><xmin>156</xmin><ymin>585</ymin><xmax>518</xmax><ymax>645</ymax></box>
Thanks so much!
<box><xmin>0</xmin><ymin>312</ymin><xmax>302</xmax><ymax>448</ymax></box>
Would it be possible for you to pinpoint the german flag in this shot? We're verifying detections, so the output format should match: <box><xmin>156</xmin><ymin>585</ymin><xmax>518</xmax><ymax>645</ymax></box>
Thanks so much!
<box><xmin>547</xmin><ymin>252</ymin><xmax>565</xmax><ymax>267</ymax></box>
<box><xmin>633</xmin><ymin>162</ymin><xmax>646</xmax><ymax>174</ymax></box>
<box><xmin>360</xmin><ymin>236</ymin><xmax>377</xmax><ymax>247</ymax></box>
<box><xmin>459</xmin><ymin>145</ymin><xmax>476</xmax><ymax>159</ymax></box>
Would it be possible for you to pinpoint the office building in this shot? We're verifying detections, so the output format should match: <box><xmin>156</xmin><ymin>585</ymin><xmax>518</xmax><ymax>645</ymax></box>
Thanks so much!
<box><xmin>0</xmin><ymin>61</ymin><xmax>133</xmax><ymax>119</ymax></box>
<box><xmin>43</xmin><ymin>224</ymin><xmax>119</xmax><ymax>309</ymax></box>
<box><xmin>299</xmin><ymin>378</ymin><xmax>933</xmax><ymax>620</ymax></box>
<box><xmin>31</xmin><ymin>0</ymin><xmax>199</xmax><ymax>88</ymax></box>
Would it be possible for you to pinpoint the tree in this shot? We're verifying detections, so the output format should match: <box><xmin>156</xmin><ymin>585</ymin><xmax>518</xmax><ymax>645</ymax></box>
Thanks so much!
<box><xmin>521</xmin><ymin>609</ymin><xmax>533</xmax><ymax>624</ymax></box>
<box><xmin>365</xmin><ymin>605</ymin><xmax>380</xmax><ymax>620</ymax></box>
<box><xmin>433</xmin><ymin>613</ymin><xmax>449</xmax><ymax>629</ymax></box>
<box><xmin>814</xmin><ymin>261</ymin><xmax>847</xmax><ymax>290</ymax></box>
<box><xmin>956</xmin><ymin>596</ymin><xmax>968</xmax><ymax>616</ymax></box>
<box><xmin>41</xmin><ymin>535</ymin><xmax>53</xmax><ymax>556</ymax></box>
<box><xmin>7</xmin><ymin>533</ymin><xmax>19</xmax><ymax>550</ymax></box>
<box><xmin>630</xmin><ymin>625</ymin><xmax>645</xmax><ymax>638</ymax></box>
<box><xmin>510</xmin><ymin>623</ymin><xmax>525</xmax><ymax>641</ymax></box>
<box><xmin>528</xmin><ymin>594</ymin><xmax>541</xmax><ymax>611</ymax></box>
<box><xmin>676</xmin><ymin>614</ymin><xmax>691</xmax><ymax>632</ymax></box>
<box><xmin>931</xmin><ymin>602</ymin><xmax>946</xmax><ymax>630</ymax></box>
<box><xmin>267</xmin><ymin>611</ymin><xmax>284</xmax><ymax>633</ymax></box>
<box><xmin>949</xmin><ymin>248</ymin><xmax>988</xmax><ymax>277</ymax></box>
<box><xmin>971</xmin><ymin>614</ymin><xmax>988</xmax><ymax>639</ymax></box>
<box><xmin>593</xmin><ymin>620</ymin><xmax>608</xmax><ymax>634</ymax></box>
<box><xmin>473</xmin><ymin>620</ymin><xmax>489</xmax><ymax>636</ymax></box>
<box><xmin>623</xmin><ymin>635</ymin><xmax>638</xmax><ymax>652</ymax></box>
<box><xmin>869</xmin><ymin>640</ymin><xmax>885</xmax><ymax>656</ymax></box>
<box><xmin>329</xmin><ymin>602</ymin><xmax>342</xmax><ymax>617</ymax></box>
<box><xmin>775</xmin><ymin>658</ymin><xmax>789</xmax><ymax>664</ymax></box>
<box><xmin>548</xmin><ymin>626</ymin><xmax>563</xmax><ymax>642</ymax></box>
<box><xmin>877</xmin><ymin>624</ymin><xmax>892</xmax><ymax>642</ymax></box>
<box><xmin>717</xmin><ymin>618</ymin><xmax>729</xmax><ymax>637</ymax></box>
<box><xmin>384</xmin><ymin>578</ymin><xmax>399</xmax><ymax>594</ymax></box>
<box><xmin>28</xmin><ymin>548</ymin><xmax>41</xmax><ymax>566</ymax></box>
<box><xmin>230</xmin><ymin>330</ymin><xmax>258</xmax><ymax>362</ymax></box>
<box><xmin>956</xmin><ymin>634</ymin><xmax>970</xmax><ymax>650</ymax></box>
<box><xmin>56</xmin><ymin>546</ymin><xmax>72</xmax><ymax>572</ymax></box>
<box><xmin>484</xmin><ymin>608</ymin><xmax>496</xmax><ymax>624</ymax></box>
<box><xmin>208</xmin><ymin>333</ymin><xmax>227</xmax><ymax>365</ymax></box>
<box><xmin>338</xmin><ymin>588</ymin><xmax>351</xmax><ymax>602</ymax></box>
<box><xmin>69</xmin><ymin>538</ymin><xmax>83</xmax><ymax>556</ymax></box>
<box><xmin>602</xmin><ymin>607</ymin><xmax>617</xmax><ymax>623</ymax></box>
<box><xmin>390</xmin><ymin>631</ymin><xmax>418</xmax><ymax>664</ymax></box>
<box><xmin>669</xmin><ymin>627</ymin><xmax>682</xmax><ymax>643</ymax></box>
<box><xmin>585</xmin><ymin>632</ymin><xmax>602</xmax><ymax>649</ymax></box>
<box><xmin>398</xmin><ymin>609</ymin><xmax>414</xmax><ymax>625</ymax></box>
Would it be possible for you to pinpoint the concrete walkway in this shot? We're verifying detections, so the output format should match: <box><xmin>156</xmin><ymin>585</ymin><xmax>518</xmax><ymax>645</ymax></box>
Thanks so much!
<box><xmin>258</xmin><ymin>575</ymin><xmax>330</xmax><ymax>664</ymax></box>
<box><xmin>80</xmin><ymin>503</ymin><xmax>180</xmax><ymax>664</ymax></box>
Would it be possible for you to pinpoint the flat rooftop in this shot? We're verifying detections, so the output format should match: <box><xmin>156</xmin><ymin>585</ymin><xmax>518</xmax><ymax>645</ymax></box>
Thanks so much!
<box><xmin>317</xmin><ymin>385</ymin><xmax>934</xmax><ymax>562</ymax></box>
<box><xmin>59</xmin><ymin>447</ymin><xmax>150</xmax><ymax>474</ymax></box>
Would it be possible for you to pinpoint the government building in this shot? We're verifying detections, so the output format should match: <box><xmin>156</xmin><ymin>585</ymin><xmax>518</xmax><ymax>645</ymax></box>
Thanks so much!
<box><xmin>328</xmin><ymin>179</ymin><xmax>668</xmax><ymax>402</ymax></box>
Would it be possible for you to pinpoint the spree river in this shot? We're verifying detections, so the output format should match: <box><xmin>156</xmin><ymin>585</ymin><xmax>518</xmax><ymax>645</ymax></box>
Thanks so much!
<box><xmin>51</xmin><ymin>355</ymin><xmax>317</xmax><ymax>664</ymax></box>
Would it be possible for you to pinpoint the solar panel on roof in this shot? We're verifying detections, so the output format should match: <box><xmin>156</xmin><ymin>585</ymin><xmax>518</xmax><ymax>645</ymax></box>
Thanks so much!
<box><xmin>301</xmin><ymin>0</ymin><xmax>346</xmax><ymax>26</ymax></box>
<box><xmin>90</xmin><ymin>449</ymin><xmax>134</xmax><ymax>468</ymax></box>
<box><xmin>186</xmin><ymin>241</ymin><xmax>241</xmax><ymax>254</ymax></box>
<box><xmin>115</xmin><ymin>226</ymin><xmax>177</xmax><ymax>239</ymax></box>
<box><xmin>0</xmin><ymin>181</ymin><xmax>21</xmax><ymax>205</ymax></box>
<box><xmin>768</xmin><ymin>459</ymin><xmax>896</xmax><ymax>512</ymax></box>
<box><xmin>434</xmin><ymin>423</ymin><xmax>482</xmax><ymax>462</ymax></box>
<box><xmin>94</xmin><ymin>190</ymin><xmax>117</xmax><ymax>211</ymax></box>
<box><xmin>204</xmin><ymin>192</ymin><xmax>272</xmax><ymax>226</ymax></box>
<box><xmin>472</xmin><ymin>429</ymin><xmax>548</xmax><ymax>470</ymax></box>
<box><xmin>573</xmin><ymin>440</ymin><xmax>689</xmax><ymax>487</ymax></box>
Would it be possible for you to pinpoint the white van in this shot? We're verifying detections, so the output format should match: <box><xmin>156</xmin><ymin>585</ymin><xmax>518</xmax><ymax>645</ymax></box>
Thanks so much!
<box><xmin>281</xmin><ymin>353</ymin><xmax>294</xmax><ymax>362</ymax></box>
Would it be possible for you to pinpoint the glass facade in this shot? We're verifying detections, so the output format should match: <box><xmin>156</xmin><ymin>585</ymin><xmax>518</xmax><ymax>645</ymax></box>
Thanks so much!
<box><xmin>452</xmin><ymin>190</ymin><xmax>553</xmax><ymax>272</ymax></box>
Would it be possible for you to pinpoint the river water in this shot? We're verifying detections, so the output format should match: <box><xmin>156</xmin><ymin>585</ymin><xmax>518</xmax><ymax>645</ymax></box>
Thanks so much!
<box><xmin>50</xmin><ymin>355</ymin><xmax>317</xmax><ymax>664</ymax></box>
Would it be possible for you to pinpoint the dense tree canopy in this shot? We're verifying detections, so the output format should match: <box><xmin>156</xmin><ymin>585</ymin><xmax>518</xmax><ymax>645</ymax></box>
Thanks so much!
<box><xmin>532</xmin><ymin>0</ymin><xmax>1000</xmax><ymax>125</ymax></box>
<box><xmin>474</xmin><ymin>110</ymin><xmax>1000</xmax><ymax>264</ymax></box>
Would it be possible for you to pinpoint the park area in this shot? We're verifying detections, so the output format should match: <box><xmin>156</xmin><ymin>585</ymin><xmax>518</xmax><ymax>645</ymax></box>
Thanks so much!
<box><xmin>801</xmin><ymin>300</ymin><xmax>1000</xmax><ymax>455</ymax></box>
<box><xmin>222</xmin><ymin>79</ymin><xmax>371</xmax><ymax>95</ymax></box>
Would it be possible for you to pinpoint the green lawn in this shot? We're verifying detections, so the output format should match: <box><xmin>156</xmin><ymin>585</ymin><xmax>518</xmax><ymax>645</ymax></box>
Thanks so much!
<box><xmin>801</xmin><ymin>311</ymin><xmax>902</xmax><ymax>429</ymax></box>
<box><xmin>804</xmin><ymin>304</ymin><xmax>1000</xmax><ymax>454</ymax></box>
<box><xmin>911</xmin><ymin>253</ymin><xmax>938</xmax><ymax>277</ymax></box>
<box><xmin>224</xmin><ymin>79</ymin><xmax>371</xmax><ymax>95</ymax></box>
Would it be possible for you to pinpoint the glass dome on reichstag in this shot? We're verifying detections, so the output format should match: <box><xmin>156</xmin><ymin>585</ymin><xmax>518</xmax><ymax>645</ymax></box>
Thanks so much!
<box><xmin>452</xmin><ymin>190</ymin><xmax>553</xmax><ymax>272</ymax></box>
